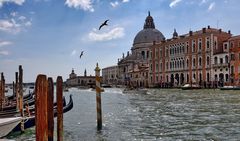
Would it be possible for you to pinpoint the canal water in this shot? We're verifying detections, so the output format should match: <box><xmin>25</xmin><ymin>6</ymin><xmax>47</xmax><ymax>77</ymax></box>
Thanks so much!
<box><xmin>5</xmin><ymin>88</ymin><xmax>240</xmax><ymax>140</ymax></box>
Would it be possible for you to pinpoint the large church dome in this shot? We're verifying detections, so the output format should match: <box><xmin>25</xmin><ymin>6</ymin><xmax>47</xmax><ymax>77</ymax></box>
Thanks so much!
<box><xmin>133</xmin><ymin>12</ymin><xmax>165</xmax><ymax>45</ymax></box>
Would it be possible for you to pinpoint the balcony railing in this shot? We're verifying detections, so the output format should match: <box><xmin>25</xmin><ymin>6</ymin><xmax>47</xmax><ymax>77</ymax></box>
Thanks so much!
<box><xmin>212</xmin><ymin>63</ymin><xmax>229</xmax><ymax>68</ymax></box>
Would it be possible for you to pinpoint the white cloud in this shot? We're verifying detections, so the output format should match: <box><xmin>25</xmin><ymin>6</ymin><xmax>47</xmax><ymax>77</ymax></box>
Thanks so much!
<box><xmin>0</xmin><ymin>0</ymin><xmax>25</xmax><ymax>7</ymax></box>
<box><xmin>0</xmin><ymin>50</ymin><xmax>9</xmax><ymax>55</ymax></box>
<box><xmin>65</xmin><ymin>0</ymin><xmax>94</xmax><ymax>12</ymax></box>
<box><xmin>208</xmin><ymin>2</ymin><xmax>215</xmax><ymax>11</ymax></box>
<box><xmin>0</xmin><ymin>14</ymin><xmax>32</xmax><ymax>34</ymax></box>
<box><xmin>122</xmin><ymin>0</ymin><xmax>129</xmax><ymax>3</ymax></box>
<box><xmin>0</xmin><ymin>19</ymin><xmax>21</xmax><ymax>33</ymax></box>
<box><xmin>71</xmin><ymin>50</ymin><xmax>76</xmax><ymax>56</ymax></box>
<box><xmin>88</xmin><ymin>27</ymin><xmax>125</xmax><ymax>41</ymax></box>
<box><xmin>0</xmin><ymin>40</ymin><xmax>12</xmax><ymax>47</ymax></box>
<box><xmin>110</xmin><ymin>1</ymin><xmax>119</xmax><ymax>8</ymax></box>
<box><xmin>19</xmin><ymin>16</ymin><xmax>26</xmax><ymax>21</ymax></box>
<box><xmin>169</xmin><ymin>0</ymin><xmax>182</xmax><ymax>8</ymax></box>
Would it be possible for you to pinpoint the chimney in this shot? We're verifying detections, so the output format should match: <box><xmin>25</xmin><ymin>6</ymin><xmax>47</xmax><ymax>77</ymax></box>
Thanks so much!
<box><xmin>202</xmin><ymin>27</ymin><xmax>206</xmax><ymax>33</ymax></box>
<box><xmin>228</xmin><ymin>30</ymin><xmax>231</xmax><ymax>34</ymax></box>
<box><xmin>207</xmin><ymin>25</ymin><xmax>210</xmax><ymax>29</ymax></box>
<box><xmin>219</xmin><ymin>29</ymin><xmax>222</xmax><ymax>33</ymax></box>
<box><xmin>189</xmin><ymin>30</ymin><xmax>193</xmax><ymax>36</ymax></box>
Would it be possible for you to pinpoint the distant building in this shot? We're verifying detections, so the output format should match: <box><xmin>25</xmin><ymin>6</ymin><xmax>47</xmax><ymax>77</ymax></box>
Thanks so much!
<box><xmin>66</xmin><ymin>69</ymin><xmax>101</xmax><ymax>87</ymax></box>
<box><xmin>102</xmin><ymin>65</ymin><xmax>119</xmax><ymax>85</ymax></box>
<box><xmin>229</xmin><ymin>35</ymin><xmax>240</xmax><ymax>86</ymax></box>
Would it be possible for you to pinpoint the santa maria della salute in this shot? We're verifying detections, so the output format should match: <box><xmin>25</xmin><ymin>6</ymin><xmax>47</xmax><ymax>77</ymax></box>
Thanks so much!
<box><xmin>101</xmin><ymin>11</ymin><xmax>240</xmax><ymax>88</ymax></box>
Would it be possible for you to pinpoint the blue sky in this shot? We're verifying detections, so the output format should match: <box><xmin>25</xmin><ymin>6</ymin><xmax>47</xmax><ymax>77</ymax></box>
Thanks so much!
<box><xmin>0</xmin><ymin>0</ymin><xmax>240</xmax><ymax>83</ymax></box>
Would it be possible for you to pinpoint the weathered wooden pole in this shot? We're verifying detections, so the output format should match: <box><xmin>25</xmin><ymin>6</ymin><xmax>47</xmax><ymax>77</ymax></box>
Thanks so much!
<box><xmin>19</xmin><ymin>65</ymin><xmax>24</xmax><ymax>132</ymax></box>
<box><xmin>35</xmin><ymin>75</ymin><xmax>48</xmax><ymax>141</ymax></box>
<box><xmin>48</xmin><ymin>77</ymin><xmax>54</xmax><ymax>141</ymax></box>
<box><xmin>57</xmin><ymin>76</ymin><xmax>63</xmax><ymax>141</ymax></box>
<box><xmin>2</xmin><ymin>73</ymin><xmax>5</xmax><ymax>104</ymax></box>
<box><xmin>0</xmin><ymin>73</ymin><xmax>3</xmax><ymax>110</ymax></box>
<box><xmin>12</xmin><ymin>81</ymin><xmax>15</xmax><ymax>97</ymax></box>
<box><xmin>15</xmin><ymin>72</ymin><xmax>19</xmax><ymax>110</ymax></box>
<box><xmin>95</xmin><ymin>63</ymin><xmax>102</xmax><ymax>130</ymax></box>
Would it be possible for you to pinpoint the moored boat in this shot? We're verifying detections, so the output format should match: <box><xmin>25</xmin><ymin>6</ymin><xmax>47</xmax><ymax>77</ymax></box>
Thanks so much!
<box><xmin>0</xmin><ymin>117</ymin><xmax>22</xmax><ymax>138</ymax></box>
<box><xmin>12</xmin><ymin>94</ymin><xmax>73</xmax><ymax>132</ymax></box>
<box><xmin>181</xmin><ymin>84</ymin><xmax>201</xmax><ymax>90</ymax></box>
<box><xmin>220</xmin><ymin>86</ymin><xmax>240</xmax><ymax>90</ymax></box>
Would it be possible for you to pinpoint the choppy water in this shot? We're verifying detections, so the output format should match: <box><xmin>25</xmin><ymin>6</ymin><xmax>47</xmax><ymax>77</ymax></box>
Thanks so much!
<box><xmin>5</xmin><ymin>88</ymin><xmax>240</xmax><ymax>141</ymax></box>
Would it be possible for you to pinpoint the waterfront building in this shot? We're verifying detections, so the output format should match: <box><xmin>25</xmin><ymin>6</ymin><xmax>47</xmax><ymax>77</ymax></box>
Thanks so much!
<box><xmin>66</xmin><ymin>69</ymin><xmax>101</xmax><ymax>87</ymax></box>
<box><xmin>149</xmin><ymin>26</ymin><xmax>236</xmax><ymax>87</ymax></box>
<box><xmin>102</xmin><ymin>65</ymin><xmax>119</xmax><ymax>85</ymax></box>
<box><xmin>229</xmin><ymin>35</ymin><xmax>240</xmax><ymax>86</ymax></box>
<box><xmin>117</xmin><ymin>11</ymin><xmax>165</xmax><ymax>87</ymax></box>
<box><xmin>103</xmin><ymin>12</ymin><xmax>240</xmax><ymax>88</ymax></box>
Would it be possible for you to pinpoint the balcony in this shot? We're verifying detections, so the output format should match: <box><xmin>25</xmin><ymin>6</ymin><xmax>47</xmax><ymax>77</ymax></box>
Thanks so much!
<box><xmin>212</xmin><ymin>63</ymin><xmax>229</xmax><ymax>68</ymax></box>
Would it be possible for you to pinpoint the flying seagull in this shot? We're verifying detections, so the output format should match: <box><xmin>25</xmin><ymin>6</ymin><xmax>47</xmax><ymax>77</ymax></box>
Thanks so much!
<box><xmin>80</xmin><ymin>51</ymin><xmax>84</xmax><ymax>59</ymax></box>
<box><xmin>99</xmin><ymin>20</ymin><xmax>109</xmax><ymax>30</ymax></box>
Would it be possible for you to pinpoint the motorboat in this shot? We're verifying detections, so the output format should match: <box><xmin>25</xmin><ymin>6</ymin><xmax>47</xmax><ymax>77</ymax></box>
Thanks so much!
<box><xmin>181</xmin><ymin>84</ymin><xmax>201</xmax><ymax>90</ymax></box>
<box><xmin>220</xmin><ymin>85</ymin><xmax>240</xmax><ymax>90</ymax></box>
<box><xmin>0</xmin><ymin>117</ymin><xmax>22</xmax><ymax>138</ymax></box>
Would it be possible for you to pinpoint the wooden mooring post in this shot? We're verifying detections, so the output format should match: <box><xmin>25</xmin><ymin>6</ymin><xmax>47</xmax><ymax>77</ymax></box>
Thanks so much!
<box><xmin>57</xmin><ymin>76</ymin><xmax>63</xmax><ymax>141</ymax></box>
<box><xmin>35</xmin><ymin>75</ymin><xmax>48</xmax><ymax>141</ymax></box>
<box><xmin>48</xmin><ymin>77</ymin><xmax>54</xmax><ymax>141</ymax></box>
<box><xmin>0</xmin><ymin>72</ymin><xmax>4</xmax><ymax>111</ymax></box>
<box><xmin>95</xmin><ymin>63</ymin><xmax>102</xmax><ymax>130</ymax></box>
<box><xmin>19</xmin><ymin>65</ymin><xmax>25</xmax><ymax>132</ymax></box>
<box><xmin>15</xmin><ymin>72</ymin><xmax>19</xmax><ymax>110</ymax></box>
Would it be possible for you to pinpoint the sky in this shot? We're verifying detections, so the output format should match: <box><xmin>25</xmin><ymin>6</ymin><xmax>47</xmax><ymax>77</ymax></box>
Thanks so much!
<box><xmin>0</xmin><ymin>0</ymin><xmax>240</xmax><ymax>83</ymax></box>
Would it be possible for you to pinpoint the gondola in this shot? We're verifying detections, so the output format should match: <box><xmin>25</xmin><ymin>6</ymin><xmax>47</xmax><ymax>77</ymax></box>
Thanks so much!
<box><xmin>0</xmin><ymin>96</ymin><xmax>66</xmax><ymax>117</ymax></box>
<box><xmin>2</xmin><ymin>93</ymin><xmax>34</xmax><ymax>111</ymax></box>
<box><xmin>12</xmin><ymin>94</ymin><xmax>73</xmax><ymax>132</ymax></box>
<box><xmin>6</xmin><ymin>92</ymin><xmax>33</xmax><ymax>101</ymax></box>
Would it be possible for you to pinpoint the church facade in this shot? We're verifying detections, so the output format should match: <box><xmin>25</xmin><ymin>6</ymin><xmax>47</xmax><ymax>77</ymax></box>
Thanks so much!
<box><xmin>117</xmin><ymin>12</ymin><xmax>165</xmax><ymax>87</ymax></box>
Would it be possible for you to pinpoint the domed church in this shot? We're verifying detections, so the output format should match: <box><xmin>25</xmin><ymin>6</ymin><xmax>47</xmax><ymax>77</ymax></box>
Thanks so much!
<box><xmin>118</xmin><ymin>11</ymin><xmax>165</xmax><ymax>87</ymax></box>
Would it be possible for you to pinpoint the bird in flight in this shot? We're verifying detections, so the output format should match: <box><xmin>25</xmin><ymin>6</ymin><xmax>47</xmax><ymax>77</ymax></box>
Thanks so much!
<box><xmin>99</xmin><ymin>20</ymin><xmax>109</xmax><ymax>30</ymax></box>
<box><xmin>80</xmin><ymin>51</ymin><xmax>84</xmax><ymax>59</ymax></box>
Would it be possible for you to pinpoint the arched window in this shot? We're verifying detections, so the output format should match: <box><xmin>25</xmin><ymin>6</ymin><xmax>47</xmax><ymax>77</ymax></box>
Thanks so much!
<box><xmin>193</xmin><ymin>58</ymin><xmax>196</xmax><ymax>67</ymax></box>
<box><xmin>141</xmin><ymin>51</ymin><xmax>145</xmax><ymax>59</ymax></box>
<box><xmin>207</xmin><ymin>73</ymin><xmax>210</xmax><ymax>82</ymax></box>
<box><xmin>225</xmin><ymin>55</ymin><xmax>229</xmax><ymax>63</ymax></box>
<box><xmin>199</xmin><ymin>57</ymin><xmax>202</xmax><ymax>66</ymax></box>
<box><xmin>187</xmin><ymin>59</ymin><xmax>189</xmax><ymax>68</ymax></box>
<box><xmin>207</xmin><ymin>56</ymin><xmax>210</xmax><ymax>65</ymax></box>
<box><xmin>214</xmin><ymin>57</ymin><xmax>218</xmax><ymax>64</ymax></box>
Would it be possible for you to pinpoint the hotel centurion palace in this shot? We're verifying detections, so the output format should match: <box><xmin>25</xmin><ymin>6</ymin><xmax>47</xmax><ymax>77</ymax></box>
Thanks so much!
<box><xmin>150</xmin><ymin>26</ymin><xmax>240</xmax><ymax>88</ymax></box>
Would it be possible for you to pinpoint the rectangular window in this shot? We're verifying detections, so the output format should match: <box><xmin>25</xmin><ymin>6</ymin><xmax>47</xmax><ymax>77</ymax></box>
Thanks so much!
<box><xmin>224</xmin><ymin>44</ymin><xmax>227</xmax><ymax>50</ymax></box>
<box><xmin>231</xmin><ymin>54</ymin><xmax>235</xmax><ymax>61</ymax></box>
<box><xmin>206</xmin><ymin>37</ymin><xmax>210</xmax><ymax>49</ymax></box>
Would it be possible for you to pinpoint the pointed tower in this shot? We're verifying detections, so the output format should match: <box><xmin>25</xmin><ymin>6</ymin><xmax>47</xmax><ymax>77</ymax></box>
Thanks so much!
<box><xmin>84</xmin><ymin>69</ymin><xmax>87</xmax><ymax>77</ymax></box>
<box><xmin>173</xmin><ymin>28</ymin><xmax>178</xmax><ymax>38</ymax></box>
<box><xmin>143</xmin><ymin>11</ymin><xmax>155</xmax><ymax>29</ymax></box>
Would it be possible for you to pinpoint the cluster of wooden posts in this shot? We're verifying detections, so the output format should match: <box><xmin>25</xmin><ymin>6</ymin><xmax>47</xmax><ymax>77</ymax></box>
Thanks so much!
<box><xmin>0</xmin><ymin>63</ymin><xmax>102</xmax><ymax>140</ymax></box>
<box><xmin>35</xmin><ymin>75</ymin><xmax>63</xmax><ymax>141</ymax></box>
<box><xmin>0</xmin><ymin>65</ymin><xmax>26</xmax><ymax>132</ymax></box>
